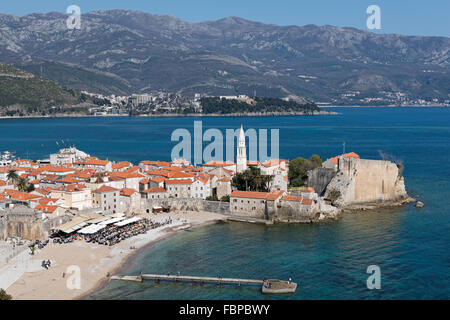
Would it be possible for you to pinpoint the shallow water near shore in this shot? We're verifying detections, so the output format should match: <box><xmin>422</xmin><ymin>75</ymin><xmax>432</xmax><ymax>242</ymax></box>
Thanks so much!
<box><xmin>1</xmin><ymin>107</ymin><xmax>450</xmax><ymax>299</ymax></box>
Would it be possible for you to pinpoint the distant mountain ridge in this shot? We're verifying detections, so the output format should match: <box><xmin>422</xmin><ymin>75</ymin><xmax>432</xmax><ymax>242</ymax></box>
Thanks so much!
<box><xmin>0</xmin><ymin>10</ymin><xmax>449</xmax><ymax>105</ymax></box>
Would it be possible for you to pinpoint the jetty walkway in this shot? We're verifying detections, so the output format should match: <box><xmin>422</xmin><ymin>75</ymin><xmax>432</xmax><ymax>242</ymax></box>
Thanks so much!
<box><xmin>111</xmin><ymin>274</ymin><xmax>264</xmax><ymax>286</ymax></box>
<box><xmin>111</xmin><ymin>273</ymin><xmax>298</xmax><ymax>293</ymax></box>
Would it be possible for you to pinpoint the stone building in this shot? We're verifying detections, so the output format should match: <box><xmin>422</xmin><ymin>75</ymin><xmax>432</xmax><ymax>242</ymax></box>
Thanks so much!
<box><xmin>92</xmin><ymin>185</ymin><xmax>119</xmax><ymax>214</ymax></box>
<box><xmin>50</xmin><ymin>184</ymin><xmax>92</xmax><ymax>210</ymax></box>
<box><xmin>230</xmin><ymin>190</ymin><xmax>285</xmax><ymax>219</ymax></box>
<box><xmin>190</xmin><ymin>176</ymin><xmax>211</xmax><ymax>199</ymax></box>
<box><xmin>119</xmin><ymin>188</ymin><xmax>141</xmax><ymax>215</ymax></box>
<box><xmin>165</xmin><ymin>179</ymin><xmax>193</xmax><ymax>198</ymax></box>
<box><xmin>142</xmin><ymin>188</ymin><xmax>167</xmax><ymax>200</ymax></box>
<box><xmin>0</xmin><ymin>205</ymin><xmax>70</xmax><ymax>240</ymax></box>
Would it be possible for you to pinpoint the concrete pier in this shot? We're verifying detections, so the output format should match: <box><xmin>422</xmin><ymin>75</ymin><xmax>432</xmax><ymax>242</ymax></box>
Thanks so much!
<box><xmin>112</xmin><ymin>274</ymin><xmax>263</xmax><ymax>286</ymax></box>
<box><xmin>111</xmin><ymin>273</ymin><xmax>297</xmax><ymax>293</ymax></box>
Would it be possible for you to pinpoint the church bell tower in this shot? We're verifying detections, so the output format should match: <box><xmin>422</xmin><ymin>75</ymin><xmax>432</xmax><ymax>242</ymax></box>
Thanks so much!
<box><xmin>237</xmin><ymin>125</ymin><xmax>247</xmax><ymax>173</ymax></box>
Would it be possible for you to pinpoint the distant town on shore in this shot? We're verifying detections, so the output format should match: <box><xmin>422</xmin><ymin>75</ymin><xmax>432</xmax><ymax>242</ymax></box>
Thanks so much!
<box><xmin>1</xmin><ymin>62</ymin><xmax>448</xmax><ymax>119</ymax></box>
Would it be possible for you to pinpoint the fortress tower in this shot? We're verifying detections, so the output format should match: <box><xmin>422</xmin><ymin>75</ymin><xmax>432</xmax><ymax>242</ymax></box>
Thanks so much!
<box><xmin>236</xmin><ymin>125</ymin><xmax>247</xmax><ymax>173</ymax></box>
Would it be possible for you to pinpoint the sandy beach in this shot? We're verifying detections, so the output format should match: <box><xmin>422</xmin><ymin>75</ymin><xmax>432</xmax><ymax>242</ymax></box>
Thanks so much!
<box><xmin>3</xmin><ymin>211</ymin><xmax>226</xmax><ymax>300</ymax></box>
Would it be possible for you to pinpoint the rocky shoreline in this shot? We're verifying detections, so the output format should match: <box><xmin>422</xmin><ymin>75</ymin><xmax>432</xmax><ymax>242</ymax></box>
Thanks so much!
<box><xmin>0</xmin><ymin>110</ymin><xmax>338</xmax><ymax>119</ymax></box>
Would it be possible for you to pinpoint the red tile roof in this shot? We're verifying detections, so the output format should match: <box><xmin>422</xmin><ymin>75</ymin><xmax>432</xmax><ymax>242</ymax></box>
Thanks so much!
<box><xmin>203</xmin><ymin>161</ymin><xmax>235</xmax><ymax>167</ymax></box>
<box><xmin>3</xmin><ymin>189</ymin><xmax>41</xmax><ymax>201</ymax></box>
<box><xmin>142</xmin><ymin>188</ymin><xmax>166</xmax><ymax>193</ymax></box>
<box><xmin>168</xmin><ymin>171</ymin><xmax>194</xmax><ymax>179</ymax></box>
<box><xmin>230</xmin><ymin>190</ymin><xmax>285</xmax><ymax>201</ymax></box>
<box><xmin>120</xmin><ymin>188</ymin><xmax>136</xmax><ymax>196</ymax></box>
<box><xmin>281</xmin><ymin>195</ymin><xmax>313</xmax><ymax>206</ymax></box>
<box><xmin>112</xmin><ymin>161</ymin><xmax>132</xmax><ymax>170</ymax></box>
<box><xmin>35</xmin><ymin>205</ymin><xmax>58</xmax><ymax>213</ymax></box>
<box><xmin>76</xmin><ymin>158</ymin><xmax>110</xmax><ymax>166</ymax></box>
<box><xmin>152</xmin><ymin>177</ymin><xmax>167</xmax><ymax>183</ymax></box>
<box><xmin>93</xmin><ymin>185</ymin><xmax>117</xmax><ymax>193</ymax></box>
<box><xmin>165</xmin><ymin>179</ymin><xmax>193</xmax><ymax>185</ymax></box>
<box><xmin>141</xmin><ymin>161</ymin><xmax>171</xmax><ymax>167</ymax></box>
<box><xmin>328</xmin><ymin>152</ymin><xmax>360</xmax><ymax>165</ymax></box>
<box><xmin>266</xmin><ymin>190</ymin><xmax>285</xmax><ymax>201</ymax></box>
<box><xmin>230</xmin><ymin>191</ymin><xmax>268</xmax><ymax>199</ymax></box>
<box><xmin>38</xmin><ymin>198</ymin><xmax>59</xmax><ymax>206</ymax></box>
<box><xmin>282</xmin><ymin>195</ymin><xmax>302</xmax><ymax>202</ymax></box>
<box><xmin>109</xmin><ymin>171</ymin><xmax>145</xmax><ymax>179</ymax></box>
<box><xmin>262</xmin><ymin>159</ymin><xmax>289</xmax><ymax>168</ymax></box>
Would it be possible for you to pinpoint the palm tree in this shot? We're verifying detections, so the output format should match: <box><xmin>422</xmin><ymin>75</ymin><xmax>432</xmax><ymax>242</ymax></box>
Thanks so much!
<box><xmin>26</xmin><ymin>184</ymin><xmax>35</xmax><ymax>193</ymax></box>
<box><xmin>17</xmin><ymin>177</ymin><xmax>28</xmax><ymax>192</ymax></box>
<box><xmin>7</xmin><ymin>169</ymin><xmax>19</xmax><ymax>183</ymax></box>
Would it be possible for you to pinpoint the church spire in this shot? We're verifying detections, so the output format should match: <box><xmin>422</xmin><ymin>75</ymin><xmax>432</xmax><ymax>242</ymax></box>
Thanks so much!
<box><xmin>237</xmin><ymin>125</ymin><xmax>247</xmax><ymax>173</ymax></box>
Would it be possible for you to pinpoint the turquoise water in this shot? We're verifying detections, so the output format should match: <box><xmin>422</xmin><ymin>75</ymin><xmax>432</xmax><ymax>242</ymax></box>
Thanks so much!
<box><xmin>1</xmin><ymin>107</ymin><xmax>449</xmax><ymax>299</ymax></box>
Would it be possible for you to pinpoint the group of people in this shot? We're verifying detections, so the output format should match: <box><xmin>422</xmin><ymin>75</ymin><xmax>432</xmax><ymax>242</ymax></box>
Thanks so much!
<box><xmin>83</xmin><ymin>217</ymin><xmax>176</xmax><ymax>246</ymax></box>
<box><xmin>41</xmin><ymin>259</ymin><xmax>51</xmax><ymax>269</ymax></box>
<box><xmin>50</xmin><ymin>217</ymin><xmax>175</xmax><ymax>247</ymax></box>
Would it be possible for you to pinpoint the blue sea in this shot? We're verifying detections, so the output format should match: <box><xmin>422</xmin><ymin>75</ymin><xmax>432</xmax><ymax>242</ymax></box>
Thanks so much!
<box><xmin>0</xmin><ymin>107</ymin><xmax>449</xmax><ymax>299</ymax></box>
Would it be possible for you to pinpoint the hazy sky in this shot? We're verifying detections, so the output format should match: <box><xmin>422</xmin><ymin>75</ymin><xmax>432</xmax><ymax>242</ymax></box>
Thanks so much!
<box><xmin>2</xmin><ymin>0</ymin><xmax>449</xmax><ymax>37</ymax></box>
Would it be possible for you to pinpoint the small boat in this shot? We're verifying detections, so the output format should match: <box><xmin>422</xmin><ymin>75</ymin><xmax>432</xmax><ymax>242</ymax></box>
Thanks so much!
<box><xmin>262</xmin><ymin>279</ymin><xmax>297</xmax><ymax>294</ymax></box>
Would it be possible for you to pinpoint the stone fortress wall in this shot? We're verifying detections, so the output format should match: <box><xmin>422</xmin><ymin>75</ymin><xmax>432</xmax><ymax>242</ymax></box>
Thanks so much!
<box><xmin>0</xmin><ymin>209</ymin><xmax>70</xmax><ymax>241</ymax></box>
<box><xmin>140</xmin><ymin>198</ymin><xmax>231</xmax><ymax>215</ymax></box>
<box><xmin>325</xmin><ymin>157</ymin><xmax>407</xmax><ymax>207</ymax></box>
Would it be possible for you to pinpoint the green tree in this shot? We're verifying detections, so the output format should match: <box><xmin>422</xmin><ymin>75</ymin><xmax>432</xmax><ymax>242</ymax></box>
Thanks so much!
<box><xmin>7</xmin><ymin>170</ymin><xmax>19</xmax><ymax>183</ymax></box>
<box><xmin>232</xmin><ymin>167</ymin><xmax>273</xmax><ymax>192</ymax></box>
<box><xmin>309</xmin><ymin>154</ymin><xmax>323</xmax><ymax>167</ymax></box>
<box><xmin>220</xmin><ymin>195</ymin><xmax>230</xmax><ymax>202</ymax></box>
<box><xmin>26</xmin><ymin>183</ymin><xmax>35</xmax><ymax>193</ymax></box>
<box><xmin>206</xmin><ymin>195</ymin><xmax>219</xmax><ymax>201</ymax></box>
<box><xmin>288</xmin><ymin>155</ymin><xmax>323</xmax><ymax>187</ymax></box>
<box><xmin>17</xmin><ymin>177</ymin><xmax>28</xmax><ymax>192</ymax></box>
<box><xmin>0</xmin><ymin>289</ymin><xmax>12</xmax><ymax>300</ymax></box>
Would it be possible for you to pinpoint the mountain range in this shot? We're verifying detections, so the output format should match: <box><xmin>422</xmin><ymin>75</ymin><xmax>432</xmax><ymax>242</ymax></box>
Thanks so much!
<box><xmin>0</xmin><ymin>10</ymin><xmax>449</xmax><ymax>105</ymax></box>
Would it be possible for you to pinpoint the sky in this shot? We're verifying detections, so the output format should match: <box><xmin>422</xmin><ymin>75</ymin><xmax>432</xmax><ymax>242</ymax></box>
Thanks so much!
<box><xmin>2</xmin><ymin>0</ymin><xmax>449</xmax><ymax>37</ymax></box>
